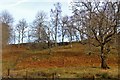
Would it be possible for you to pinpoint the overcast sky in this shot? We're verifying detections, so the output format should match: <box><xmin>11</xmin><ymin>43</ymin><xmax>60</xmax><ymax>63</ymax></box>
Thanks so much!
<box><xmin>0</xmin><ymin>0</ymin><xmax>73</xmax><ymax>24</ymax></box>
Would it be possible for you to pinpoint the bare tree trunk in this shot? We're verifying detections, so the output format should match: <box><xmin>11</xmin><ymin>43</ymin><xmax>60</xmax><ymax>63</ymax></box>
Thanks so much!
<box><xmin>13</xmin><ymin>31</ymin><xmax>16</xmax><ymax>44</ymax></box>
<box><xmin>18</xmin><ymin>32</ymin><xmax>20</xmax><ymax>44</ymax></box>
<box><xmin>55</xmin><ymin>13</ymin><xmax>58</xmax><ymax>47</ymax></box>
<box><xmin>21</xmin><ymin>38</ymin><xmax>23</xmax><ymax>43</ymax></box>
<box><xmin>62</xmin><ymin>37</ymin><xmax>64</xmax><ymax>44</ymax></box>
<box><xmin>18</xmin><ymin>32</ymin><xmax>21</xmax><ymax>48</ymax></box>
<box><xmin>100</xmin><ymin>45</ymin><xmax>109</xmax><ymax>69</ymax></box>
<box><xmin>21</xmin><ymin>31</ymin><xmax>24</xmax><ymax>43</ymax></box>
<box><xmin>48</xmin><ymin>41</ymin><xmax>52</xmax><ymax>55</ymax></box>
<box><xmin>61</xmin><ymin>25</ymin><xmax>64</xmax><ymax>45</ymax></box>
<box><xmin>55</xmin><ymin>28</ymin><xmax>57</xmax><ymax>47</ymax></box>
<box><xmin>62</xmin><ymin>34</ymin><xmax>65</xmax><ymax>45</ymax></box>
<box><xmin>88</xmin><ymin>38</ymin><xmax>92</xmax><ymax>55</ymax></box>
<box><xmin>7</xmin><ymin>68</ymin><xmax>10</xmax><ymax>77</ymax></box>
<box><xmin>70</xmin><ymin>34</ymin><xmax>72</xmax><ymax>48</ymax></box>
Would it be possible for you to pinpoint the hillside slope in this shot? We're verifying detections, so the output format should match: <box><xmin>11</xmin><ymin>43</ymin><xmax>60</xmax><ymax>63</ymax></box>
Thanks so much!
<box><xmin>2</xmin><ymin>43</ymin><xmax>119</xmax><ymax>78</ymax></box>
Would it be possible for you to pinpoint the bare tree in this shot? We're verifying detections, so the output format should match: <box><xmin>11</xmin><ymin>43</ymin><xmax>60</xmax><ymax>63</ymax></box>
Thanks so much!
<box><xmin>71</xmin><ymin>1</ymin><xmax>119</xmax><ymax>69</ymax></box>
<box><xmin>0</xmin><ymin>10</ymin><xmax>14</xmax><ymax>43</ymax></box>
<box><xmin>50</xmin><ymin>2</ymin><xmax>62</xmax><ymax>46</ymax></box>
<box><xmin>71</xmin><ymin>5</ymin><xmax>86</xmax><ymax>42</ymax></box>
<box><xmin>61</xmin><ymin>15</ymin><xmax>69</xmax><ymax>44</ymax></box>
<box><xmin>27</xmin><ymin>28</ymin><xmax>31</xmax><ymax>43</ymax></box>
<box><xmin>113</xmin><ymin>1</ymin><xmax>120</xmax><ymax>49</ymax></box>
<box><xmin>32</xmin><ymin>11</ymin><xmax>48</xmax><ymax>43</ymax></box>
<box><xmin>46</xmin><ymin>23</ymin><xmax>53</xmax><ymax>54</ymax></box>
<box><xmin>0</xmin><ymin>10</ymin><xmax>13</xmax><ymax>25</ymax></box>
<box><xmin>12</xmin><ymin>26</ymin><xmax>16</xmax><ymax>44</ymax></box>
<box><xmin>65</xmin><ymin>16</ymin><xmax>76</xmax><ymax>48</ymax></box>
<box><xmin>16</xmin><ymin>19</ymin><xmax>28</xmax><ymax>43</ymax></box>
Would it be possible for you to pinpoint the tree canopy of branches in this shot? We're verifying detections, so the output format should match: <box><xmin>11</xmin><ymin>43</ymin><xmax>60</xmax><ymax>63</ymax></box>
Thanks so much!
<box><xmin>32</xmin><ymin>11</ymin><xmax>48</xmax><ymax>43</ymax></box>
<box><xmin>16</xmin><ymin>19</ymin><xmax>28</xmax><ymax>43</ymax></box>
<box><xmin>0</xmin><ymin>10</ymin><xmax>14</xmax><ymax>26</ymax></box>
<box><xmin>61</xmin><ymin>15</ymin><xmax>69</xmax><ymax>44</ymax></box>
<box><xmin>50</xmin><ymin>2</ymin><xmax>62</xmax><ymax>46</ymax></box>
<box><xmin>0</xmin><ymin>10</ymin><xmax>14</xmax><ymax>43</ymax></box>
<box><xmin>71</xmin><ymin>1</ymin><xmax>120</xmax><ymax>69</ymax></box>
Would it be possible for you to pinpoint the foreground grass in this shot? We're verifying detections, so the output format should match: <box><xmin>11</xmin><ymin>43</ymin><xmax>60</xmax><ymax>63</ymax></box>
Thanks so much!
<box><xmin>2</xmin><ymin>66</ymin><xmax>118</xmax><ymax>78</ymax></box>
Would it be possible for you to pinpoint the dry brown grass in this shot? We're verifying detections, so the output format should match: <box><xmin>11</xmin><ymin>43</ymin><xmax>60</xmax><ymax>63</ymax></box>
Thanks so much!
<box><xmin>2</xmin><ymin>42</ymin><xmax>119</xmax><ymax>78</ymax></box>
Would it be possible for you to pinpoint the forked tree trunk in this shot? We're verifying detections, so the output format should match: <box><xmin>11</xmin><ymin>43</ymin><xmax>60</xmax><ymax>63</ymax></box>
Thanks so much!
<box><xmin>100</xmin><ymin>45</ymin><xmax>110</xmax><ymax>69</ymax></box>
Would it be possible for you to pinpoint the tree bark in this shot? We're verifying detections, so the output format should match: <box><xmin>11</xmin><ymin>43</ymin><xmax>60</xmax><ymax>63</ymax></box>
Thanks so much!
<box><xmin>7</xmin><ymin>68</ymin><xmax>10</xmax><ymax>77</ymax></box>
<box><xmin>100</xmin><ymin>45</ymin><xmax>110</xmax><ymax>69</ymax></box>
<box><xmin>62</xmin><ymin>34</ymin><xmax>64</xmax><ymax>45</ymax></box>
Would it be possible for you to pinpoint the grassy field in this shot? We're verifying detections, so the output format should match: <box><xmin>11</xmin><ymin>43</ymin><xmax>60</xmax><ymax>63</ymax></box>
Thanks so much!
<box><xmin>2</xmin><ymin>43</ymin><xmax>119</xmax><ymax>79</ymax></box>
